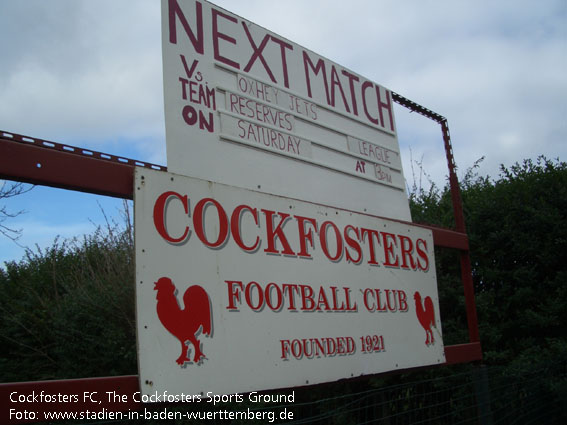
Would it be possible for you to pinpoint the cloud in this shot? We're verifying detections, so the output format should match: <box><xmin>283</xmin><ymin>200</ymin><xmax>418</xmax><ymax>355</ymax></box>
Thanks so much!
<box><xmin>0</xmin><ymin>0</ymin><xmax>565</xmax><ymax>186</ymax></box>
<box><xmin>0</xmin><ymin>0</ymin><xmax>164</xmax><ymax>156</ymax></box>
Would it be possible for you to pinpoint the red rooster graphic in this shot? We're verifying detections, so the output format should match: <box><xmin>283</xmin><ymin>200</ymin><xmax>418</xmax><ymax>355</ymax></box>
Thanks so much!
<box><xmin>154</xmin><ymin>277</ymin><xmax>212</xmax><ymax>365</ymax></box>
<box><xmin>414</xmin><ymin>291</ymin><xmax>436</xmax><ymax>345</ymax></box>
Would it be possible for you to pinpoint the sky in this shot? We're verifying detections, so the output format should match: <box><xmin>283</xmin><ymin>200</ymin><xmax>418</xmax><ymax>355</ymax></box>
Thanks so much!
<box><xmin>0</xmin><ymin>0</ymin><xmax>566</xmax><ymax>267</ymax></box>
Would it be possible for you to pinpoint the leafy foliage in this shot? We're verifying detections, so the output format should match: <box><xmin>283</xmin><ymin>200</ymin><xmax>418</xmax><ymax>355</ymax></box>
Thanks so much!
<box><xmin>410</xmin><ymin>156</ymin><xmax>567</xmax><ymax>368</ymax></box>
<box><xmin>466</xmin><ymin>158</ymin><xmax>566</xmax><ymax>366</ymax></box>
<box><xmin>0</xmin><ymin>207</ymin><xmax>136</xmax><ymax>381</ymax></box>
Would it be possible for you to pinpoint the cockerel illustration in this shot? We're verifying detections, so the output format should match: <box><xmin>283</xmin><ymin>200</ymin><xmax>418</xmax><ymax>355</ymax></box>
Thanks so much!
<box><xmin>414</xmin><ymin>291</ymin><xmax>435</xmax><ymax>345</ymax></box>
<box><xmin>154</xmin><ymin>277</ymin><xmax>212</xmax><ymax>365</ymax></box>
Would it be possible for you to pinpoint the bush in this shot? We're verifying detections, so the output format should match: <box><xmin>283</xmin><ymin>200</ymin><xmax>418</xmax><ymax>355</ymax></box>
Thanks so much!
<box><xmin>0</xmin><ymin>206</ymin><xmax>136</xmax><ymax>381</ymax></box>
<box><xmin>409</xmin><ymin>156</ymin><xmax>567</xmax><ymax>366</ymax></box>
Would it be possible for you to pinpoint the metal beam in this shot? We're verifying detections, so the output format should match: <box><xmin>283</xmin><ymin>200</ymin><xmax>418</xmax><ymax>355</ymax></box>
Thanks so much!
<box><xmin>0</xmin><ymin>131</ymin><xmax>165</xmax><ymax>199</ymax></box>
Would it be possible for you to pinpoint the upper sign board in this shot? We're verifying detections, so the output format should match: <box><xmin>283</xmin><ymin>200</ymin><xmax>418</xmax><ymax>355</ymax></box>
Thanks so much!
<box><xmin>162</xmin><ymin>0</ymin><xmax>411</xmax><ymax>221</ymax></box>
<box><xmin>135</xmin><ymin>168</ymin><xmax>444</xmax><ymax>398</ymax></box>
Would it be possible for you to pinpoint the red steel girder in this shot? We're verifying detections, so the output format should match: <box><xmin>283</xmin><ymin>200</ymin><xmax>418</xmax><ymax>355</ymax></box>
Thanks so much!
<box><xmin>392</xmin><ymin>93</ymin><xmax>480</xmax><ymax>343</ymax></box>
<box><xmin>0</xmin><ymin>131</ymin><xmax>165</xmax><ymax>199</ymax></box>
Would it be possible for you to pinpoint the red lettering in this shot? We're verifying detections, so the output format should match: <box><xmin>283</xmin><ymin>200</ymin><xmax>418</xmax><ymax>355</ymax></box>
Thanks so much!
<box><xmin>265</xmin><ymin>282</ymin><xmax>283</xmax><ymax>311</ymax></box>
<box><xmin>376</xmin><ymin>86</ymin><xmax>395</xmax><ymax>131</ymax></box>
<box><xmin>262</xmin><ymin>210</ymin><xmax>296</xmax><ymax>255</ymax></box>
<box><xmin>385</xmin><ymin>289</ymin><xmax>397</xmax><ymax>311</ymax></box>
<box><xmin>282</xmin><ymin>283</ymin><xmax>300</xmax><ymax>310</ymax></box>
<box><xmin>245</xmin><ymin>281</ymin><xmax>264</xmax><ymax>311</ymax></box>
<box><xmin>270</xmin><ymin>36</ymin><xmax>293</xmax><ymax>89</ymax></box>
<box><xmin>212</xmin><ymin>8</ymin><xmax>239</xmax><ymax>69</ymax></box>
<box><xmin>374</xmin><ymin>289</ymin><xmax>388</xmax><ymax>312</ymax></box>
<box><xmin>398</xmin><ymin>290</ymin><xmax>408</xmax><ymax>311</ymax></box>
<box><xmin>231</xmin><ymin>205</ymin><xmax>260</xmax><ymax>252</ymax></box>
<box><xmin>363</xmin><ymin>288</ymin><xmax>375</xmax><ymax>311</ymax></box>
<box><xmin>343</xmin><ymin>287</ymin><xmax>357</xmax><ymax>311</ymax></box>
<box><xmin>326</xmin><ymin>338</ymin><xmax>336</xmax><ymax>355</ymax></box>
<box><xmin>330</xmin><ymin>286</ymin><xmax>346</xmax><ymax>311</ymax></box>
<box><xmin>280</xmin><ymin>340</ymin><xmax>291</xmax><ymax>359</ymax></box>
<box><xmin>182</xmin><ymin>104</ymin><xmax>198</xmax><ymax>126</ymax></box>
<box><xmin>382</xmin><ymin>232</ymin><xmax>399</xmax><ymax>267</ymax></box>
<box><xmin>180</xmin><ymin>54</ymin><xmax>199</xmax><ymax>79</ymax></box>
<box><xmin>303</xmin><ymin>51</ymin><xmax>330</xmax><ymax>104</ymax></box>
<box><xmin>355</xmin><ymin>160</ymin><xmax>366</xmax><ymax>173</ymax></box>
<box><xmin>300</xmin><ymin>285</ymin><xmax>315</xmax><ymax>311</ymax></box>
<box><xmin>341</xmin><ymin>69</ymin><xmax>360</xmax><ymax>116</ymax></box>
<box><xmin>153</xmin><ymin>191</ymin><xmax>190</xmax><ymax>244</ymax></box>
<box><xmin>316</xmin><ymin>287</ymin><xmax>331</xmax><ymax>311</ymax></box>
<box><xmin>336</xmin><ymin>337</ymin><xmax>345</xmax><ymax>354</ymax></box>
<box><xmin>168</xmin><ymin>0</ymin><xmax>203</xmax><ymax>53</ymax></box>
<box><xmin>398</xmin><ymin>234</ymin><xmax>416</xmax><ymax>270</ymax></box>
<box><xmin>344</xmin><ymin>225</ymin><xmax>362</xmax><ymax>264</ymax></box>
<box><xmin>319</xmin><ymin>221</ymin><xmax>343</xmax><ymax>262</ymax></box>
<box><xmin>198</xmin><ymin>110</ymin><xmax>214</xmax><ymax>132</ymax></box>
<box><xmin>291</xmin><ymin>340</ymin><xmax>302</xmax><ymax>358</ymax></box>
<box><xmin>242</xmin><ymin>23</ymin><xmax>276</xmax><ymax>83</ymax></box>
<box><xmin>330</xmin><ymin>66</ymin><xmax>350</xmax><ymax>112</ymax></box>
<box><xmin>225</xmin><ymin>280</ymin><xmax>244</xmax><ymax>310</ymax></box>
<box><xmin>228</xmin><ymin>92</ymin><xmax>239</xmax><ymax>113</ymax></box>
<box><xmin>179</xmin><ymin>77</ymin><xmax>189</xmax><ymax>100</ymax></box>
<box><xmin>192</xmin><ymin>198</ymin><xmax>229</xmax><ymax>248</ymax></box>
<box><xmin>361</xmin><ymin>228</ymin><xmax>381</xmax><ymax>265</ymax></box>
<box><xmin>303</xmin><ymin>339</ymin><xmax>313</xmax><ymax>358</ymax></box>
<box><xmin>416</xmin><ymin>238</ymin><xmax>430</xmax><ymax>271</ymax></box>
<box><xmin>361</xmin><ymin>81</ymin><xmax>378</xmax><ymax>124</ymax></box>
<box><xmin>295</xmin><ymin>215</ymin><xmax>318</xmax><ymax>258</ymax></box>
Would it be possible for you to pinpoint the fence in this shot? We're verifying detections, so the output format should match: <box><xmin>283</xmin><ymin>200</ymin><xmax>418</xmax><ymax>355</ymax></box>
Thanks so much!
<box><xmin>123</xmin><ymin>362</ymin><xmax>564</xmax><ymax>425</ymax></box>
<box><xmin>282</xmin><ymin>363</ymin><xmax>566</xmax><ymax>425</ymax></box>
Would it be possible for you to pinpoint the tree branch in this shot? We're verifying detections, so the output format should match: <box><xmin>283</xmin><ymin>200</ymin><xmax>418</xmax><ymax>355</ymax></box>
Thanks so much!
<box><xmin>0</xmin><ymin>180</ymin><xmax>34</xmax><ymax>242</ymax></box>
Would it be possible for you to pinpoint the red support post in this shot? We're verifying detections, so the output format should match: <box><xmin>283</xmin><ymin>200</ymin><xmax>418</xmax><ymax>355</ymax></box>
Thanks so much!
<box><xmin>391</xmin><ymin>93</ymin><xmax>481</xmax><ymax>346</ymax></box>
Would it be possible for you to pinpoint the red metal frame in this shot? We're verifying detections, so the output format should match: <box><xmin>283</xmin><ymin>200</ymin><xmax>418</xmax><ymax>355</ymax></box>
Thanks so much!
<box><xmin>0</xmin><ymin>96</ymin><xmax>482</xmax><ymax>422</ymax></box>
<box><xmin>0</xmin><ymin>131</ymin><xmax>165</xmax><ymax>199</ymax></box>
<box><xmin>391</xmin><ymin>92</ymin><xmax>480</xmax><ymax>344</ymax></box>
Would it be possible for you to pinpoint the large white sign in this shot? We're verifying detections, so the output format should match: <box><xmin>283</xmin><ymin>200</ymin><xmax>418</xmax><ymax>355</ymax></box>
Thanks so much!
<box><xmin>135</xmin><ymin>168</ymin><xmax>444</xmax><ymax>397</ymax></box>
<box><xmin>161</xmin><ymin>0</ymin><xmax>411</xmax><ymax>221</ymax></box>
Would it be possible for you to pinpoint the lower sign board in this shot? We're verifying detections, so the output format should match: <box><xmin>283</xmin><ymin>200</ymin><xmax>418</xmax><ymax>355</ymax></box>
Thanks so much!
<box><xmin>135</xmin><ymin>168</ymin><xmax>445</xmax><ymax>397</ymax></box>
